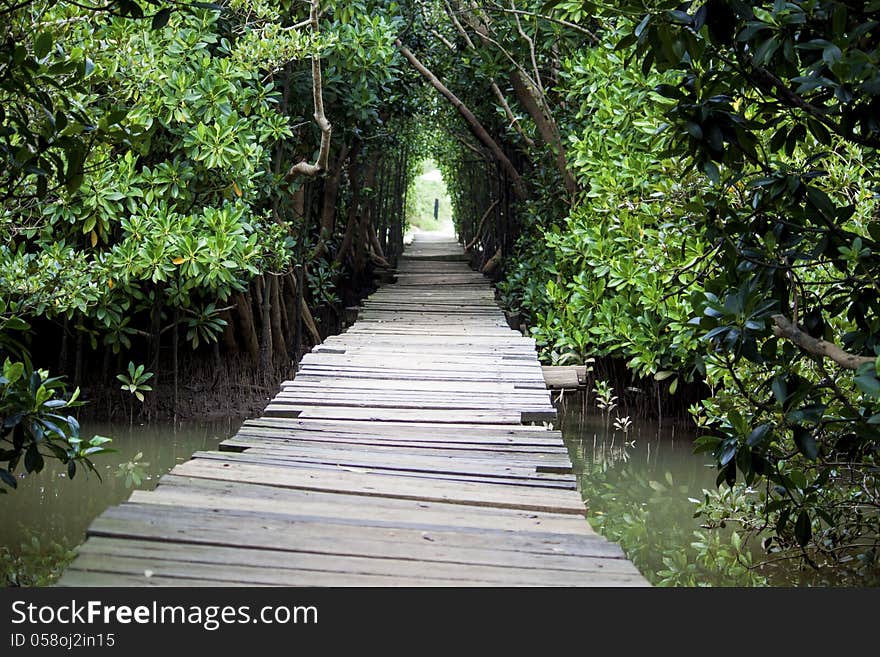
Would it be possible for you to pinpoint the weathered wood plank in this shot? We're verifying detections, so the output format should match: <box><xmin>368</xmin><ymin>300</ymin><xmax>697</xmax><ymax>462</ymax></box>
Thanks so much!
<box><xmin>542</xmin><ymin>365</ymin><xmax>589</xmax><ymax>390</ymax></box>
<box><xmin>190</xmin><ymin>450</ymin><xmax>576</xmax><ymax>488</ymax></box>
<box><xmin>88</xmin><ymin>504</ymin><xmax>628</xmax><ymax>568</ymax></box>
<box><xmin>68</xmin><ymin>539</ymin><xmax>642</xmax><ymax>586</ymax></box>
<box><xmin>220</xmin><ymin>436</ymin><xmax>573</xmax><ymax>466</ymax></box>
<box><xmin>171</xmin><ymin>459</ymin><xmax>586</xmax><ymax>514</ymax></box>
<box><xmin>129</xmin><ymin>476</ymin><xmax>595</xmax><ymax>535</ymax></box>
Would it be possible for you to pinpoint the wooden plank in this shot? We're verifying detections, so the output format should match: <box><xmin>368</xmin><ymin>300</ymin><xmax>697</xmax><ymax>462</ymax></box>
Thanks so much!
<box><xmin>242</xmin><ymin>416</ymin><xmax>562</xmax><ymax>438</ymax></box>
<box><xmin>272</xmin><ymin>390</ymin><xmax>553</xmax><ymax>407</ymax></box>
<box><xmin>264</xmin><ymin>405</ymin><xmax>525</xmax><ymax>424</ymax></box>
<box><xmin>226</xmin><ymin>432</ymin><xmax>569</xmax><ymax>456</ymax></box>
<box><xmin>170</xmin><ymin>459</ymin><xmax>587</xmax><ymax>514</ymax></box>
<box><xmin>68</xmin><ymin>539</ymin><xmax>642</xmax><ymax>586</ymax></box>
<box><xmin>542</xmin><ymin>365</ymin><xmax>588</xmax><ymax>390</ymax></box>
<box><xmin>223</xmin><ymin>434</ymin><xmax>570</xmax><ymax>458</ymax></box>
<box><xmin>190</xmin><ymin>450</ymin><xmax>576</xmax><ymax>489</ymax></box>
<box><xmin>130</xmin><ymin>476</ymin><xmax>594</xmax><ymax>535</ymax></box>
<box><xmin>88</xmin><ymin>504</ymin><xmax>629</xmax><ymax>568</ymax></box>
<box><xmin>234</xmin><ymin>426</ymin><xmax>567</xmax><ymax>449</ymax></box>
<box><xmin>220</xmin><ymin>436</ymin><xmax>573</xmax><ymax>467</ymax></box>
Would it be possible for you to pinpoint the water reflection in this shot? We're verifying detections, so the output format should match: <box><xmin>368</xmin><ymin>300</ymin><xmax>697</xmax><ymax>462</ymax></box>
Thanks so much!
<box><xmin>559</xmin><ymin>395</ymin><xmax>713</xmax><ymax>491</ymax></box>
<box><xmin>0</xmin><ymin>419</ymin><xmax>239</xmax><ymax>553</ymax></box>
<box><xmin>556</xmin><ymin>394</ymin><xmax>746</xmax><ymax>586</ymax></box>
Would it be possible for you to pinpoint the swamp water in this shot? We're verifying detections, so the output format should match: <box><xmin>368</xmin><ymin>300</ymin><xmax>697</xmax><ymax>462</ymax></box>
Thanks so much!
<box><xmin>557</xmin><ymin>394</ymin><xmax>780</xmax><ymax>586</ymax></box>
<box><xmin>0</xmin><ymin>420</ymin><xmax>238</xmax><ymax>561</ymax></box>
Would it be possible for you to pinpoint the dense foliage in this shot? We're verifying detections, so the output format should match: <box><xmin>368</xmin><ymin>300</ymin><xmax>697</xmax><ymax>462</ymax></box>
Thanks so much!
<box><xmin>1</xmin><ymin>0</ymin><xmax>421</xmax><ymax>486</ymax></box>
<box><xmin>491</xmin><ymin>1</ymin><xmax>880</xmax><ymax>582</ymax></box>
<box><xmin>3</xmin><ymin>0</ymin><xmax>879</xmax><ymax>584</ymax></box>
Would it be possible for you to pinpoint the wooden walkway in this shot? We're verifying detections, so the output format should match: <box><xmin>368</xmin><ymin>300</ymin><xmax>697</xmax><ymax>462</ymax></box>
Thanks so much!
<box><xmin>59</xmin><ymin>234</ymin><xmax>647</xmax><ymax>586</ymax></box>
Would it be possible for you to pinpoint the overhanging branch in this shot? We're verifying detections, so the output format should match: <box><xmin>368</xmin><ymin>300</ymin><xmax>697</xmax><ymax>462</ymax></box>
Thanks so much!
<box><xmin>771</xmin><ymin>314</ymin><xmax>874</xmax><ymax>370</ymax></box>
<box><xmin>396</xmin><ymin>39</ymin><xmax>527</xmax><ymax>199</ymax></box>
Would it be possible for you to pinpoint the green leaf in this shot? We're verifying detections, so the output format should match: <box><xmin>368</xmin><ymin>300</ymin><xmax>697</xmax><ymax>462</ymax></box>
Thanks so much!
<box><xmin>4</xmin><ymin>361</ymin><xmax>24</xmax><ymax>384</ymax></box>
<box><xmin>771</xmin><ymin>377</ymin><xmax>787</xmax><ymax>405</ymax></box>
<box><xmin>752</xmin><ymin>36</ymin><xmax>779</xmax><ymax>66</ymax></box>
<box><xmin>34</xmin><ymin>32</ymin><xmax>54</xmax><ymax>59</ymax></box>
<box><xmin>731</xmin><ymin>531</ymin><xmax>742</xmax><ymax>551</ymax></box>
<box><xmin>152</xmin><ymin>8</ymin><xmax>173</xmax><ymax>30</ymax></box>
<box><xmin>0</xmin><ymin>468</ymin><xmax>17</xmax><ymax>490</ymax></box>
<box><xmin>806</xmin><ymin>186</ymin><xmax>835</xmax><ymax>219</ymax></box>
<box><xmin>66</xmin><ymin>173</ymin><xmax>84</xmax><ymax>194</ymax></box>
<box><xmin>702</xmin><ymin>160</ymin><xmax>720</xmax><ymax>184</ymax></box>
<box><xmin>746</xmin><ymin>424</ymin><xmax>771</xmax><ymax>447</ymax></box>
<box><xmin>793</xmin><ymin>426</ymin><xmax>818</xmax><ymax>460</ymax></box>
<box><xmin>693</xmin><ymin>435</ymin><xmax>721</xmax><ymax>454</ymax></box>
<box><xmin>795</xmin><ymin>509</ymin><xmax>812</xmax><ymax>547</ymax></box>
<box><xmin>854</xmin><ymin>374</ymin><xmax>880</xmax><ymax>397</ymax></box>
<box><xmin>719</xmin><ymin>440</ymin><xmax>737</xmax><ymax>466</ymax></box>
<box><xmin>686</xmin><ymin>122</ymin><xmax>703</xmax><ymax>140</ymax></box>
<box><xmin>24</xmin><ymin>444</ymin><xmax>44</xmax><ymax>474</ymax></box>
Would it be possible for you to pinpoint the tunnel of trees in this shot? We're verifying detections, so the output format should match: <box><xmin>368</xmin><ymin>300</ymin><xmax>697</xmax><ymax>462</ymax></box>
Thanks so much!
<box><xmin>2</xmin><ymin>0</ymin><xmax>880</xmax><ymax>584</ymax></box>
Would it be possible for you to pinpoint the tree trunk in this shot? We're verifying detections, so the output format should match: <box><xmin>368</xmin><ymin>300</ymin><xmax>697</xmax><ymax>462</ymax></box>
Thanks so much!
<box><xmin>220</xmin><ymin>309</ymin><xmax>238</xmax><ymax>353</ymax></box>
<box><xmin>149</xmin><ymin>291</ymin><xmax>162</xmax><ymax>375</ymax></box>
<box><xmin>286</xmin><ymin>0</ymin><xmax>332</xmax><ymax>179</ymax></box>
<box><xmin>58</xmin><ymin>317</ymin><xmax>69</xmax><ymax>373</ymax></box>
<box><xmin>172</xmin><ymin>307</ymin><xmax>179</xmax><ymax>421</ymax></box>
<box><xmin>335</xmin><ymin>155</ymin><xmax>363</xmax><ymax>266</ymax></box>
<box><xmin>269</xmin><ymin>274</ymin><xmax>287</xmax><ymax>361</ymax></box>
<box><xmin>302</xmin><ymin>300</ymin><xmax>322</xmax><ymax>346</ymax></box>
<box><xmin>368</xmin><ymin>220</ymin><xmax>388</xmax><ymax>263</ymax></box>
<box><xmin>279</xmin><ymin>276</ymin><xmax>291</xmax><ymax>339</ymax></box>
<box><xmin>282</xmin><ymin>275</ymin><xmax>296</xmax><ymax>347</ymax></box>
<box><xmin>354</xmin><ymin>151</ymin><xmax>380</xmax><ymax>275</ymax></box>
<box><xmin>312</xmin><ymin>143</ymin><xmax>352</xmax><ymax>261</ymax></box>
<box><xmin>292</xmin><ymin>185</ymin><xmax>306</xmax><ymax>224</ymax></box>
<box><xmin>510</xmin><ymin>70</ymin><xmax>578</xmax><ymax>197</ymax></box>
<box><xmin>258</xmin><ymin>276</ymin><xmax>272</xmax><ymax>373</ymax></box>
<box><xmin>482</xmin><ymin>247</ymin><xmax>502</xmax><ymax>274</ymax></box>
<box><xmin>233</xmin><ymin>291</ymin><xmax>260</xmax><ymax>363</ymax></box>
<box><xmin>287</xmin><ymin>272</ymin><xmax>322</xmax><ymax>347</ymax></box>
<box><xmin>73</xmin><ymin>329</ymin><xmax>83</xmax><ymax>387</ymax></box>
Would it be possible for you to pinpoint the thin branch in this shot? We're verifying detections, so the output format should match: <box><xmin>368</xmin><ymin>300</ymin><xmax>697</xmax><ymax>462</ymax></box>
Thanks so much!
<box><xmin>484</xmin><ymin>2</ymin><xmax>600</xmax><ymax>42</ymax></box>
<box><xmin>443</xmin><ymin>0</ymin><xmax>535</xmax><ymax>147</ymax></box>
<box><xmin>465</xmin><ymin>199</ymin><xmax>499</xmax><ymax>250</ymax></box>
<box><xmin>444</xmin><ymin>0</ymin><xmax>477</xmax><ymax>49</ymax></box>
<box><xmin>0</xmin><ymin>0</ymin><xmax>33</xmax><ymax>16</ymax></box>
<box><xmin>449</xmin><ymin>130</ymin><xmax>492</xmax><ymax>161</ymax></box>
<box><xmin>490</xmin><ymin>81</ymin><xmax>536</xmax><ymax>147</ymax></box>
<box><xmin>510</xmin><ymin>0</ymin><xmax>544</xmax><ymax>96</ymax></box>
<box><xmin>420</xmin><ymin>0</ymin><xmax>456</xmax><ymax>51</ymax></box>
<box><xmin>455</xmin><ymin>1</ymin><xmax>540</xmax><ymax>90</ymax></box>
